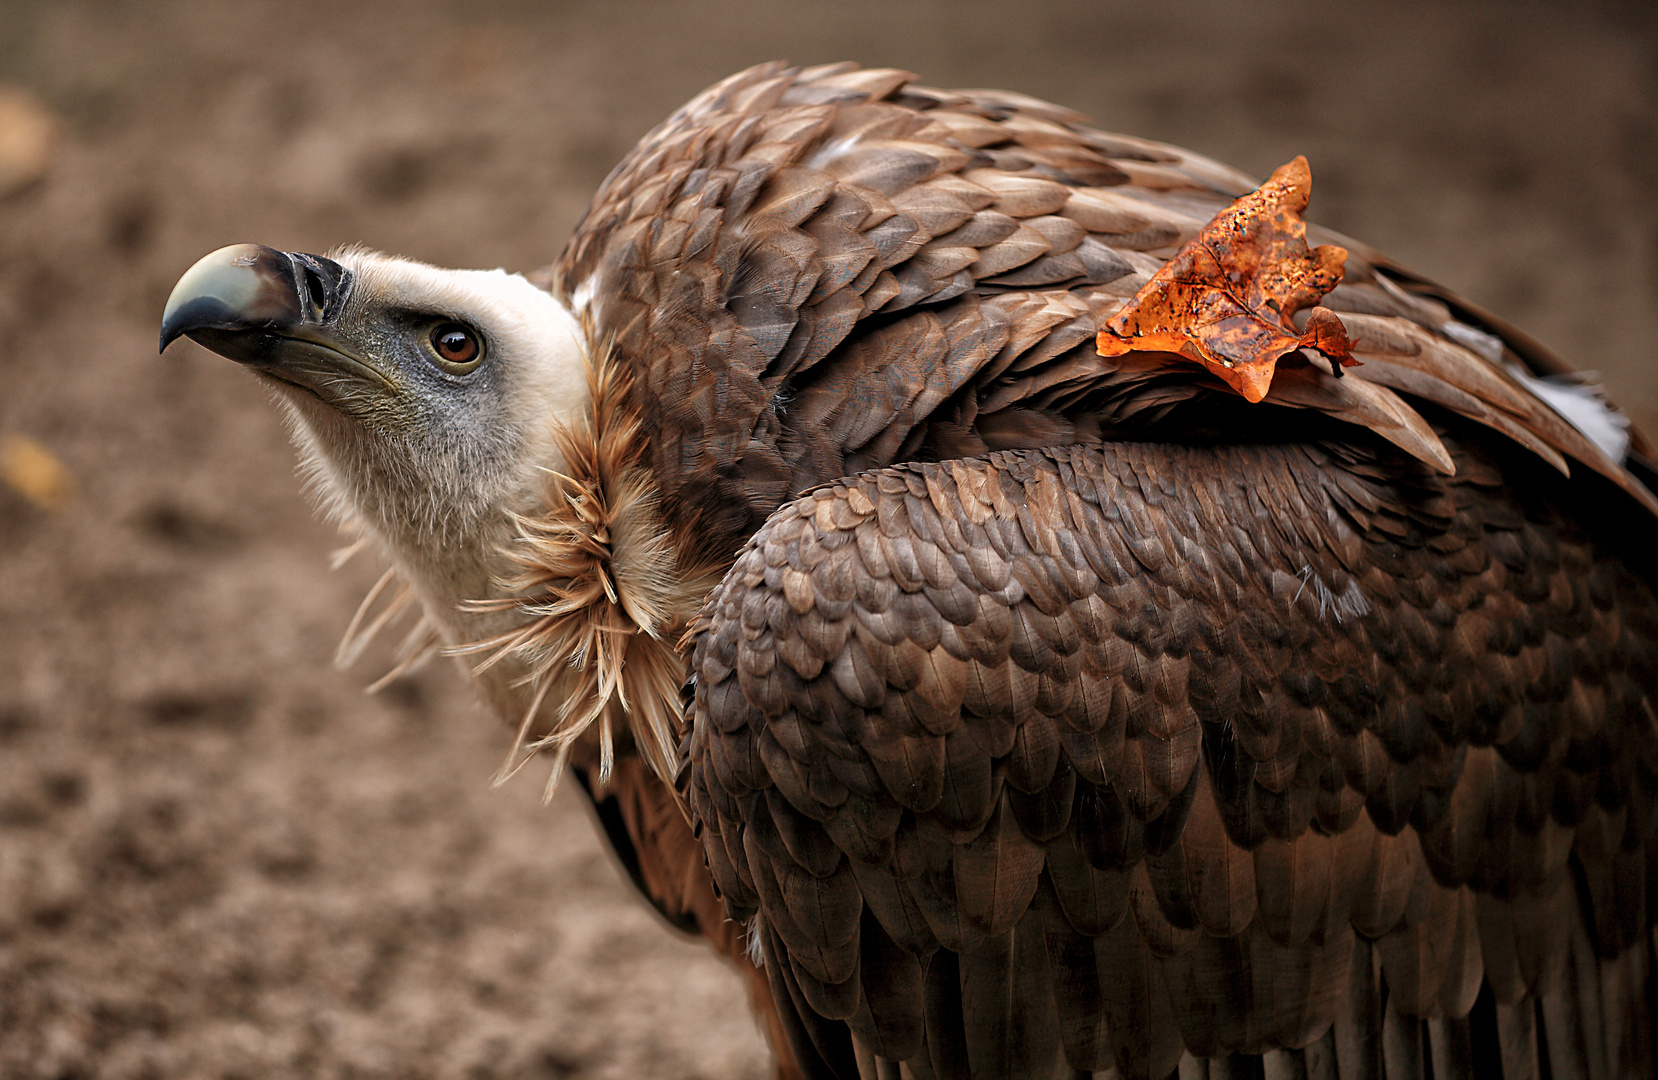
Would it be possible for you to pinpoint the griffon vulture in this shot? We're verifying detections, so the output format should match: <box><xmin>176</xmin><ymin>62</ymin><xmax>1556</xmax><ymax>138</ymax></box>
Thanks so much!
<box><xmin>160</xmin><ymin>62</ymin><xmax>1658</xmax><ymax>1080</ymax></box>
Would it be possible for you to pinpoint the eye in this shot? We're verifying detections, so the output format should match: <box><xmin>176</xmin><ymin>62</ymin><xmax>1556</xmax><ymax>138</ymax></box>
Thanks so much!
<box><xmin>429</xmin><ymin>322</ymin><xmax>483</xmax><ymax>371</ymax></box>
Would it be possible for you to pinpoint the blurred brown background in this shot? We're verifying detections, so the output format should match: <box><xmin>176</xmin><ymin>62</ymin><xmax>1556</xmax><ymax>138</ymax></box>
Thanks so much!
<box><xmin>0</xmin><ymin>2</ymin><xmax>1654</xmax><ymax>1077</ymax></box>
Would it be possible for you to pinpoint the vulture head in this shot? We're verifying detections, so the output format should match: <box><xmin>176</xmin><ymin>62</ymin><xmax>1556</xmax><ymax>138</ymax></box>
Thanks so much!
<box><xmin>159</xmin><ymin>244</ymin><xmax>653</xmax><ymax>779</ymax></box>
<box><xmin>162</xmin><ymin>244</ymin><xmax>583</xmax><ymax>609</ymax></box>
<box><xmin>162</xmin><ymin>244</ymin><xmax>584</xmax><ymax>542</ymax></box>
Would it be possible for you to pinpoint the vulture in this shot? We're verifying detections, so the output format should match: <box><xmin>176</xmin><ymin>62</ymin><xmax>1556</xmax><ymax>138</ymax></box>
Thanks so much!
<box><xmin>159</xmin><ymin>62</ymin><xmax>1658</xmax><ymax>1080</ymax></box>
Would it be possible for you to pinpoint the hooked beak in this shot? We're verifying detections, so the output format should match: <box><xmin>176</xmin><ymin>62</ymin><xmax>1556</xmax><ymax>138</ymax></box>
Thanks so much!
<box><xmin>159</xmin><ymin>244</ymin><xmax>353</xmax><ymax>359</ymax></box>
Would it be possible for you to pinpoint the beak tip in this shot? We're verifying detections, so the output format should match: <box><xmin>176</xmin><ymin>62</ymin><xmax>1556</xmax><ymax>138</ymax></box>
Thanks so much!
<box><xmin>159</xmin><ymin>318</ymin><xmax>184</xmax><ymax>353</ymax></box>
<box><xmin>158</xmin><ymin>293</ymin><xmax>242</xmax><ymax>356</ymax></box>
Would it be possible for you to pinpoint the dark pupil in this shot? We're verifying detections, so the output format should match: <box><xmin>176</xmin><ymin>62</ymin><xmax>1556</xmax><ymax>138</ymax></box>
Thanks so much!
<box><xmin>435</xmin><ymin>325</ymin><xmax>476</xmax><ymax>363</ymax></box>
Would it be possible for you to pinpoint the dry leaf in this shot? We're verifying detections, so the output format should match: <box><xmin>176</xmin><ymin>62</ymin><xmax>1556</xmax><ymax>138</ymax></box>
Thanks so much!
<box><xmin>1</xmin><ymin>434</ymin><xmax>75</xmax><ymax>510</ymax></box>
<box><xmin>1096</xmin><ymin>155</ymin><xmax>1355</xmax><ymax>402</ymax></box>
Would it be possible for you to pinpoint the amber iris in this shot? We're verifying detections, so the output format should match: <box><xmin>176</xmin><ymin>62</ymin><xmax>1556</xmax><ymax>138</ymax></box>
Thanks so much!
<box><xmin>431</xmin><ymin>323</ymin><xmax>480</xmax><ymax>366</ymax></box>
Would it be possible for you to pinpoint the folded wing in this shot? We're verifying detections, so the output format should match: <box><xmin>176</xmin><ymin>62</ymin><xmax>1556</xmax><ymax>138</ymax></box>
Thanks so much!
<box><xmin>687</xmin><ymin>432</ymin><xmax>1658</xmax><ymax>1079</ymax></box>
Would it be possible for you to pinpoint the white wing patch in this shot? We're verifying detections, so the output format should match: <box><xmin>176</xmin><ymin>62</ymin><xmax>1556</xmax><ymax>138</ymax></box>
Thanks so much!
<box><xmin>1438</xmin><ymin>316</ymin><xmax>1632</xmax><ymax>465</ymax></box>
<box><xmin>1509</xmin><ymin>368</ymin><xmax>1632</xmax><ymax>464</ymax></box>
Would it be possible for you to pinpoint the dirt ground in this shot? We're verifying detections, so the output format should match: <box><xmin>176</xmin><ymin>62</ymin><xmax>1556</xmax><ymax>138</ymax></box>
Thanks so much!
<box><xmin>0</xmin><ymin>1</ymin><xmax>1655</xmax><ymax>1077</ymax></box>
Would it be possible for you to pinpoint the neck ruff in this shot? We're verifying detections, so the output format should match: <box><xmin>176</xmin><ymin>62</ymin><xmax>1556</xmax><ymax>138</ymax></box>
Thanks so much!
<box><xmin>452</xmin><ymin>346</ymin><xmax>720</xmax><ymax>802</ymax></box>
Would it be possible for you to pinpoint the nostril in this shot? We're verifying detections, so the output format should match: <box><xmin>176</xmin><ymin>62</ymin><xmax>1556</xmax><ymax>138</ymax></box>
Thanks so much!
<box><xmin>302</xmin><ymin>265</ymin><xmax>326</xmax><ymax>320</ymax></box>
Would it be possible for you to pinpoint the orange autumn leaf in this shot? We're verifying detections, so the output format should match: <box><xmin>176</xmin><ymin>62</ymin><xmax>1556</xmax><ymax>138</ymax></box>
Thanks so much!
<box><xmin>1096</xmin><ymin>155</ymin><xmax>1356</xmax><ymax>403</ymax></box>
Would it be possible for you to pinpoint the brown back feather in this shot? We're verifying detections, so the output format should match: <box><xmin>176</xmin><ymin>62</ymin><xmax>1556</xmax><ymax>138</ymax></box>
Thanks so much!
<box><xmin>553</xmin><ymin>61</ymin><xmax>1656</xmax><ymax>561</ymax></box>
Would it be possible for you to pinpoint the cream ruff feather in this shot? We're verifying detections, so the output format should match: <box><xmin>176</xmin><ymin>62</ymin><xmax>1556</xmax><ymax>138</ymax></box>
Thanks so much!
<box><xmin>449</xmin><ymin>345</ymin><xmax>720</xmax><ymax>802</ymax></box>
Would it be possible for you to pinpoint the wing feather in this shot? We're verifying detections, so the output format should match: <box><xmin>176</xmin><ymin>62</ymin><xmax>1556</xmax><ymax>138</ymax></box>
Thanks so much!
<box><xmin>688</xmin><ymin>429</ymin><xmax>1658</xmax><ymax>1077</ymax></box>
<box><xmin>550</xmin><ymin>61</ymin><xmax>1658</xmax><ymax>1079</ymax></box>
<box><xmin>555</xmin><ymin>62</ymin><xmax>1657</xmax><ymax>557</ymax></box>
